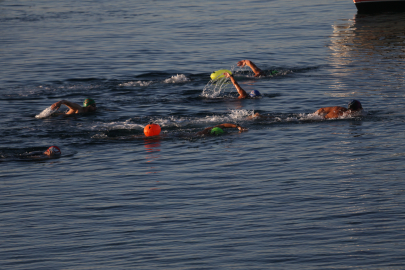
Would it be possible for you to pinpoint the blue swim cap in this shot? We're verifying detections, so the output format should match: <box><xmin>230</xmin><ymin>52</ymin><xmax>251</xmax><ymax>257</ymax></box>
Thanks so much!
<box><xmin>250</xmin><ymin>90</ymin><xmax>262</xmax><ymax>98</ymax></box>
<box><xmin>210</xmin><ymin>127</ymin><xmax>224</xmax><ymax>135</ymax></box>
<box><xmin>348</xmin><ymin>100</ymin><xmax>362</xmax><ymax>111</ymax></box>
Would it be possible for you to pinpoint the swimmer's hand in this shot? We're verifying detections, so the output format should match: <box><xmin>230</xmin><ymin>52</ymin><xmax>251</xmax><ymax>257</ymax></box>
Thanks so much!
<box><xmin>237</xmin><ymin>59</ymin><xmax>264</xmax><ymax>77</ymax></box>
<box><xmin>223</xmin><ymin>72</ymin><xmax>233</xmax><ymax>78</ymax></box>
<box><xmin>237</xmin><ymin>125</ymin><xmax>248</xmax><ymax>132</ymax></box>
<box><xmin>51</xmin><ymin>101</ymin><xmax>62</xmax><ymax>110</ymax></box>
<box><xmin>237</xmin><ymin>60</ymin><xmax>249</xmax><ymax>67</ymax></box>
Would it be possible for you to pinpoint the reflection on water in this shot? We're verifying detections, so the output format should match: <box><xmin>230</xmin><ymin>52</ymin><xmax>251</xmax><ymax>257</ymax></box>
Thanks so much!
<box><xmin>328</xmin><ymin>13</ymin><xmax>405</xmax><ymax>97</ymax></box>
<box><xmin>330</xmin><ymin>13</ymin><xmax>405</xmax><ymax>60</ymax></box>
<box><xmin>144</xmin><ymin>138</ymin><xmax>161</xmax><ymax>181</ymax></box>
<box><xmin>144</xmin><ymin>137</ymin><xmax>161</xmax><ymax>164</ymax></box>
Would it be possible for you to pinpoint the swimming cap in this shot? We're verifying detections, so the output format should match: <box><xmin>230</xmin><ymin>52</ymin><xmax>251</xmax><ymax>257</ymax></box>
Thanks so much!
<box><xmin>249</xmin><ymin>90</ymin><xmax>262</xmax><ymax>98</ymax></box>
<box><xmin>348</xmin><ymin>100</ymin><xmax>362</xmax><ymax>111</ymax></box>
<box><xmin>210</xmin><ymin>127</ymin><xmax>224</xmax><ymax>136</ymax></box>
<box><xmin>83</xmin><ymin>98</ymin><xmax>96</xmax><ymax>107</ymax></box>
<box><xmin>47</xmin><ymin>146</ymin><xmax>61</xmax><ymax>155</ymax></box>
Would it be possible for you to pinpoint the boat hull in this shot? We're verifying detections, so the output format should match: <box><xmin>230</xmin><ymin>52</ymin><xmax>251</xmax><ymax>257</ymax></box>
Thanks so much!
<box><xmin>354</xmin><ymin>0</ymin><xmax>405</xmax><ymax>13</ymax></box>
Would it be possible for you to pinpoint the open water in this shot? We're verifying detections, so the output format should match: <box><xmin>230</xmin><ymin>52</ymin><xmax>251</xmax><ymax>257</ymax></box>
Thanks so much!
<box><xmin>1</xmin><ymin>0</ymin><xmax>405</xmax><ymax>269</ymax></box>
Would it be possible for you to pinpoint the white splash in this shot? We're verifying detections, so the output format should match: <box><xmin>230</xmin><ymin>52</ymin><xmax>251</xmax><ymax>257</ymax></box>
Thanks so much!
<box><xmin>202</xmin><ymin>76</ymin><xmax>233</xmax><ymax>98</ymax></box>
<box><xmin>228</xmin><ymin>109</ymin><xmax>255</xmax><ymax>120</ymax></box>
<box><xmin>35</xmin><ymin>106</ymin><xmax>58</xmax><ymax>119</ymax></box>
<box><xmin>297</xmin><ymin>113</ymin><xmax>325</xmax><ymax>121</ymax></box>
<box><xmin>164</xmin><ymin>74</ymin><xmax>190</xmax><ymax>83</ymax></box>
<box><xmin>150</xmin><ymin>110</ymin><xmax>254</xmax><ymax>129</ymax></box>
<box><xmin>119</xmin><ymin>81</ymin><xmax>153</xmax><ymax>87</ymax></box>
<box><xmin>91</xmin><ymin>133</ymin><xmax>108</xmax><ymax>139</ymax></box>
<box><xmin>88</xmin><ymin>119</ymin><xmax>144</xmax><ymax>131</ymax></box>
<box><xmin>201</xmin><ymin>66</ymin><xmax>243</xmax><ymax>98</ymax></box>
<box><xmin>296</xmin><ymin>110</ymin><xmax>366</xmax><ymax>121</ymax></box>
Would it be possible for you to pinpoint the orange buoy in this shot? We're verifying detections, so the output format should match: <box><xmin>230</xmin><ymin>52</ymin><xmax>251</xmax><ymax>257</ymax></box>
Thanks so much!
<box><xmin>144</xmin><ymin>123</ymin><xmax>161</xmax><ymax>137</ymax></box>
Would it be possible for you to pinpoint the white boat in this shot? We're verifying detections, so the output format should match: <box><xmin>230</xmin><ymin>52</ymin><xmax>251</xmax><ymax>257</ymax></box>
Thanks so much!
<box><xmin>354</xmin><ymin>0</ymin><xmax>405</xmax><ymax>13</ymax></box>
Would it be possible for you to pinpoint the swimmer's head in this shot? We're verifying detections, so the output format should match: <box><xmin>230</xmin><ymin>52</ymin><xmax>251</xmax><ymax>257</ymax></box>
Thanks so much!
<box><xmin>249</xmin><ymin>90</ymin><xmax>262</xmax><ymax>98</ymax></box>
<box><xmin>210</xmin><ymin>127</ymin><xmax>224</xmax><ymax>136</ymax></box>
<box><xmin>348</xmin><ymin>100</ymin><xmax>362</xmax><ymax>111</ymax></box>
<box><xmin>44</xmin><ymin>146</ymin><xmax>61</xmax><ymax>156</ymax></box>
<box><xmin>83</xmin><ymin>98</ymin><xmax>96</xmax><ymax>108</ymax></box>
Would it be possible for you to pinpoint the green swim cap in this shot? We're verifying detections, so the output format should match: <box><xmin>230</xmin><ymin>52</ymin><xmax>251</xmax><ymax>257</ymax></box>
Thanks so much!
<box><xmin>83</xmin><ymin>98</ymin><xmax>95</xmax><ymax>107</ymax></box>
<box><xmin>210</xmin><ymin>127</ymin><xmax>224</xmax><ymax>136</ymax></box>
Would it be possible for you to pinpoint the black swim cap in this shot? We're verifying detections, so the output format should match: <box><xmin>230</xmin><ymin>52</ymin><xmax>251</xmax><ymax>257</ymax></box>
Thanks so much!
<box><xmin>348</xmin><ymin>100</ymin><xmax>362</xmax><ymax>111</ymax></box>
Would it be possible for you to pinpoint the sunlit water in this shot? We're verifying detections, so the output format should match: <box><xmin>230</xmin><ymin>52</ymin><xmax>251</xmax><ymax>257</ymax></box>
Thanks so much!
<box><xmin>1</xmin><ymin>0</ymin><xmax>405</xmax><ymax>269</ymax></box>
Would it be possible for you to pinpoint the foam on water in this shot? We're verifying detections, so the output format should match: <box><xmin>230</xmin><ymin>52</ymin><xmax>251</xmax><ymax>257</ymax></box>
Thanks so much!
<box><xmin>294</xmin><ymin>110</ymin><xmax>366</xmax><ymax>121</ymax></box>
<box><xmin>88</xmin><ymin>119</ymin><xmax>144</xmax><ymax>131</ymax></box>
<box><xmin>118</xmin><ymin>74</ymin><xmax>190</xmax><ymax>87</ymax></box>
<box><xmin>163</xmin><ymin>74</ymin><xmax>190</xmax><ymax>83</ymax></box>
<box><xmin>35</xmin><ymin>106</ymin><xmax>58</xmax><ymax>119</ymax></box>
<box><xmin>151</xmin><ymin>110</ymin><xmax>255</xmax><ymax>128</ymax></box>
<box><xmin>118</xmin><ymin>81</ymin><xmax>153</xmax><ymax>87</ymax></box>
<box><xmin>339</xmin><ymin>110</ymin><xmax>366</xmax><ymax>119</ymax></box>
<box><xmin>228</xmin><ymin>109</ymin><xmax>255</xmax><ymax>120</ymax></box>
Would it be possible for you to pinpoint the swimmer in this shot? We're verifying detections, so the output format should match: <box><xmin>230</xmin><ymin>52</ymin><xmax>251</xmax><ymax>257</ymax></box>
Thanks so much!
<box><xmin>197</xmin><ymin>123</ymin><xmax>248</xmax><ymax>136</ymax></box>
<box><xmin>23</xmin><ymin>146</ymin><xmax>61</xmax><ymax>158</ymax></box>
<box><xmin>314</xmin><ymin>100</ymin><xmax>363</xmax><ymax>119</ymax></box>
<box><xmin>223</xmin><ymin>73</ymin><xmax>262</xmax><ymax>99</ymax></box>
<box><xmin>237</xmin><ymin>59</ymin><xmax>265</xmax><ymax>77</ymax></box>
<box><xmin>51</xmin><ymin>98</ymin><xmax>97</xmax><ymax>115</ymax></box>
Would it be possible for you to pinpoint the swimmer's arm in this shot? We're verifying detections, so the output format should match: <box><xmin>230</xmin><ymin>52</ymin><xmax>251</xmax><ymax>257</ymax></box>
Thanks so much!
<box><xmin>223</xmin><ymin>73</ymin><xmax>248</xmax><ymax>99</ymax></box>
<box><xmin>51</xmin><ymin>100</ymin><xmax>83</xmax><ymax>114</ymax></box>
<box><xmin>314</xmin><ymin>108</ymin><xmax>326</xmax><ymax>116</ymax></box>
<box><xmin>325</xmin><ymin>107</ymin><xmax>347</xmax><ymax>119</ymax></box>
<box><xmin>215</xmin><ymin>123</ymin><xmax>248</xmax><ymax>132</ymax></box>
<box><xmin>196</xmin><ymin>127</ymin><xmax>214</xmax><ymax>135</ymax></box>
<box><xmin>315</xmin><ymin>107</ymin><xmax>347</xmax><ymax>119</ymax></box>
<box><xmin>237</xmin><ymin>60</ymin><xmax>264</xmax><ymax>77</ymax></box>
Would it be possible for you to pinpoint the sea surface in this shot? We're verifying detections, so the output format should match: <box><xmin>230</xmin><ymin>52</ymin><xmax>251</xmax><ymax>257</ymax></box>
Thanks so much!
<box><xmin>1</xmin><ymin>0</ymin><xmax>405</xmax><ymax>269</ymax></box>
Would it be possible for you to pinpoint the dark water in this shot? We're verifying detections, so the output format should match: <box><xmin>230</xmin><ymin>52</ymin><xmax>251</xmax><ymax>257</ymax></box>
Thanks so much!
<box><xmin>2</xmin><ymin>0</ymin><xmax>405</xmax><ymax>269</ymax></box>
